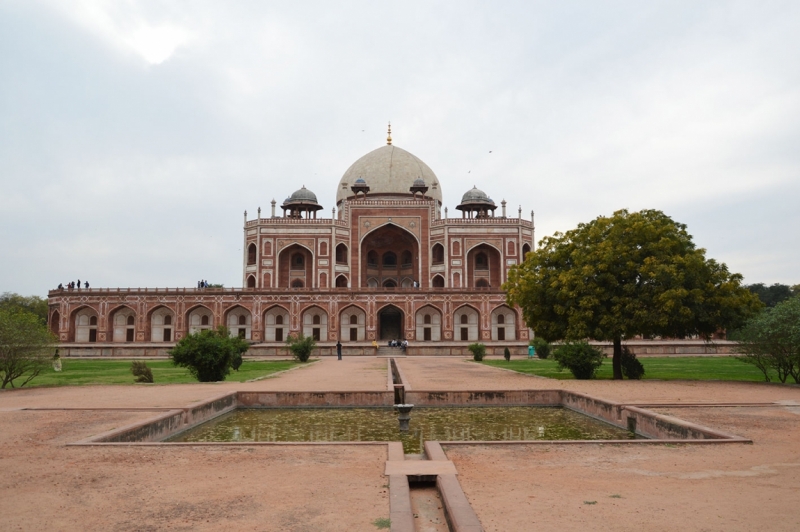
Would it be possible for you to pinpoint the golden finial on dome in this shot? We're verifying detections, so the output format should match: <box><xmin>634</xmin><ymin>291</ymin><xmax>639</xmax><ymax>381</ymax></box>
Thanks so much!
<box><xmin>387</xmin><ymin>122</ymin><xmax>392</xmax><ymax>145</ymax></box>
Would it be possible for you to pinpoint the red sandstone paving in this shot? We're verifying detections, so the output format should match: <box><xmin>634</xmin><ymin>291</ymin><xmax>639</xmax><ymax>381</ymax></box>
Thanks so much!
<box><xmin>2</xmin><ymin>356</ymin><xmax>800</xmax><ymax>530</ymax></box>
<box><xmin>0</xmin><ymin>409</ymin><xmax>389</xmax><ymax>531</ymax></box>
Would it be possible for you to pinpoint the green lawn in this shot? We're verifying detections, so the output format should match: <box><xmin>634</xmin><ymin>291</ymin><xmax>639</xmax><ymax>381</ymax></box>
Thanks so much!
<box><xmin>7</xmin><ymin>359</ymin><xmax>301</xmax><ymax>388</ymax></box>
<box><xmin>482</xmin><ymin>356</ymin><xmax>777</xmax><ymax>382</ymax></box>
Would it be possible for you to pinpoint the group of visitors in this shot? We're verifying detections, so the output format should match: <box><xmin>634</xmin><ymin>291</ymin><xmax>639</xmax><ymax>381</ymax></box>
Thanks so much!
<box><xmin>58</xmin><ymin>280</ymin><xmax>89</xmax><ymax>290</ymax></box>
<box><xmin>197</xmin><ymin>280</ymin><xmax>210</xmax><ymax>288</ymax></box>
<box><xmin>388</xmin><ymin>339</ymin><xmax>408</xmax><ymax>350</ymax></box>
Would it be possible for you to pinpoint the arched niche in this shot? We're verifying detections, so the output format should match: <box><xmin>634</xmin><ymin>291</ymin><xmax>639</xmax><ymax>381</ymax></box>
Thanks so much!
<box><xmin>187</xmin><ymin>306</ymin><xmax>214</xmax><ymax>335</ymax></box>
<box><xmin>415</xmin><ymin>306</ymin><xmax>442</xmax><ymax>341</ymax></box>
<box><xmin>149</xmin><ymin>306</ymin><xmax>175</xmax><ymax>342</ymax></box>
<box><xmin>491</xmin><ymin>306</ymin><xmax>516</xmax><ymax>341</ymax></box>
<box><xmin>278</xmin><ymin>243</ymin><xmax>313</xmax><ymax>288</ymax></box>
<box><xmin>264</xmin><ymin>306</ymin><xmax>289</xmax><ymax>342</ymax></box>
<box><xmin>467</xmin><ymin>244</ymin><xmax>501</xmax><ymax>288</ymax></box>
<box><xmin>72</xmin><ymin>307</ymin><xmax>98</xmax><ymax>343</ymax></box>
<box><xmin>226</xmin><ymin>306</ymin><xmax>252</xmax><ymax>340</ymax></box>
<box><xmin>247</xmin><ymin>243</ymin><xmax>257</xmax><ymax>265</ymax></box>
<box><xmin>360</xmin><ymin>224</ymin><xmax>419</xmax><ymax>288</ymax></box>
<box><xmin>302</xmin><ymin>306</ymin><xmax>328</xmax><ymax>341</ymax></box>
<box><xmin>377</xmin><ymin>304</ymin><xmax>404</xmax><ymax>341</ymax></box>
<box><xmin>340</xmin><ymin>305</ymin><xmax>366</xmax><ymax>342</ymax></box>
<box><xmin>110</xmin><ymin>306</ymin><xmax>136</xmax><ymax>343</ymax></box>
<box><xmin>454</xmin><ymin>305</ymin><xmax>480</xmax><ymax>342</ymax></box>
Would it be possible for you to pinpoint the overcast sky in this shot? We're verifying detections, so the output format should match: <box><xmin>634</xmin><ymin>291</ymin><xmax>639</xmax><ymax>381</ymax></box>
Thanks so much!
<box><xmin>1</xmin><ymin>1</ymin><xmax>798</xmax><ymax>297</ymax></box>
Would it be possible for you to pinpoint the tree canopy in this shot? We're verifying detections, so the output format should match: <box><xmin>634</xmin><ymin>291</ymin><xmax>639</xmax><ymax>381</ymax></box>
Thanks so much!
<box><xmin>504</xmin><ymin>209</ymin><xmax>762</xmax><ymax>379</ymax></box>
<box><xmin>0</xmin><ymin>293</ymin><xmax>49</xmax><ymax>326</ymax></box>
<box><xmin>734</xmin><ymin>295</ymin><xmax>800</xmax><ymax>383</ymax></box>
<box><xmin>0</xmin><ymin>308</ymin><xmax>56</xmax><ymax>388</ymax></box>
<box><xmin>745</xmin><ymin>283</ymin><xmax>797</xmax><ymax>308</ymax></box>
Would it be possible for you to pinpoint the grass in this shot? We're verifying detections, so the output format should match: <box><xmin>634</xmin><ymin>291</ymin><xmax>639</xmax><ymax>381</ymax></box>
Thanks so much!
<box><xmin>8</xmin><ymin>359</ymin><xmax>301</xmax><ymax>388</ymax></box>
<box><xmin>482</xmin><ymin>356</ymin><xmax>779</xmax><ymax>382</ymax></box>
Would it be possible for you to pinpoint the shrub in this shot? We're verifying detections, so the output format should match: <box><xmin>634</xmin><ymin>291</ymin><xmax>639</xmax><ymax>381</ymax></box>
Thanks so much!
<box><xmin>286</xmin><ymin>332</ymin><xmax>316</xmax><ymax>362</ymax></box>
<box><xmin>231</xmin><ymin>352</ymin><xmax>243</xmax><ymax>371</ymax></box>
<box><xmin>553</xmin><ymin>341</ymin><xmax>605</xmax><ymax>379</ymax></box>
<box><xmin>531</xmin><ymin>337</ymin><xmax>551</xmax><ymax>360</ymax></box>
<box><xmin>468</xmin><ymin>343</ymin><xmax>486</xmax><ymax>361</ymax></box>
<box><xmin>130</xmin><ymin>361</ymin><xmax>154</xmax><ymax>383</ymax></box>
<box><xmin>620</xmin><ymin>346</ymin><xmax>645</xmax><ymax>380</ymax></box>
<box><xmin>169</xmin><ymin>326</ymin><xmax>249</xmax><ymax>382</ymax></box>
<box><xmin>504</xmin><ymin>346</ymin><xmax>511</xmax><ymax>362</ymax></box>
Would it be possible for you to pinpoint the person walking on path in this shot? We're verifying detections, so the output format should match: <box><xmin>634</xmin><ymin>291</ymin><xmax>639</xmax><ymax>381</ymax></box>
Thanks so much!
<box><xmin>336</xmin><ymin>340</ymin><xmax>342</xmax><ymax>360</ymax></box>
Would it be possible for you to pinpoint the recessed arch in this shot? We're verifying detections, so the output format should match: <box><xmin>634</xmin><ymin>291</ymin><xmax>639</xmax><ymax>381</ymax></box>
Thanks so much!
<box><xmin>247</xmin><ymin>243</ymin><xmax>257</xmax><ymax>265</ymax></box>
<box><xmin>49</xmin><ymin>309</ymin><xmax>60</xmax><ymax>336</ymax></box>
<box><xmin>264</xmin><ymin>305</ymin><xmax>290</xmax><ymax>342</ymax></box>
<box><xmin>415</xmin><ymin>305</ymin><xmax>442</xmax><ymax>341</ymax></box>
<box><xmin>359</xmin><ymin>222</ymin><xmax>420</xmax><ymax>288</ymax></box>
<box><xmin>148</xmin><ymin>305</ymin><xmax>176</xmax><ymax>342</ymax></box>
<box><xmin>377</xmin><ymin>304</ymin><xmax>404</xmax><ymax>341</ymax></box>
<box><xmin>186</xmin><ymin>304</ymin><xmax>214</xmax><ymax>334</ymax></box>
<box><xmin>431</xmin><ymin>243</ymin><xmax>444</xmax><ymax>265</ymax></box>
<box><xmin>491</xmin><ymin>305</ymin><xmax>517</xmax><ymax>341</ymax></box>
<box><xmin>70</xmin><ymin>305</ymin><xmax>99</xmax><ymax>343</ymax></box>
<box><xmin>431</xmin><ymin>274</ymin><xmax>445</xmax><ymax>288</ymax></box>
<box><xmin>453</xmin><ymin>304</ymin><xmax>480</xmax><ymax>342</ymax></box>
<box><xmin>108</xmin><ymin>305</ymin><xmax>136</xmax><ymax>343</ymax></box>
<box><xmin>335</xmin><ymin>243</ymin><xmax>348</xmax><ymax>265</ymax></box>
<box><xmin>522</xmin><ymin>243</ymin><xmax>532</xmax><ymax>257</ymax></box>
<box><xmin>339</xmin><ymin>304</ymin><xmax>366</xmax><ymax>342</ymax></box>
<box><xmin>301</xmin><ymin>305</ymin><xmax>328</xmax><ymax>341</ymax></box>
<box><xmin>224</xmin><ymin>305</ymin><xmax>252</xmax><ymax>340</ymax></box>
<box><xmin>247</xmin><ymin>275</ymin><xmax>256</xmax><ymax>288</ymax></box>
<box><xmin>335</xmin><ymin>275</ymin><xmax>348</xmax><ymax>288</ymax></box>
<box><xmin>277</xmin><ymin>243</ymin><xmax>314</xmax><ymax>288</ymax></box>
<box><xmin>466</xmin><ymin>243</ymin><xmax>501</xmax><ymax>289</ymax></box>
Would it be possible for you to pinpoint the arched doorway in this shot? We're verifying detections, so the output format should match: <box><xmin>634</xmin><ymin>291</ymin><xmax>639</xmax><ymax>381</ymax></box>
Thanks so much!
<box><xmin>378</xmin><ymin>305</ymin><xmax>404</xmax><ymax>341</ymax></box>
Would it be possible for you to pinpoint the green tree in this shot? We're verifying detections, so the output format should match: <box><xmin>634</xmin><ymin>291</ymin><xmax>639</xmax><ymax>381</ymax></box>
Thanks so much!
<box><xmin>168</xmin><ymin>326</ymin><xmax>249</xmax><ymax>382</ymax></box>
<box><xmin>286</xmin><ymin>332</ymin><xmax>316</xmax><ymax>362</ymax></box>
<box><xmin>0</xmin><ymin>308</ymin><xmax>56</xmax><ymax>388</ymax></box>
<box><xmin>734</xmin><ymin>296</ymin><xmax>800</xmax><ymax>383</ymax></box>
<box><xmin>746</xmin><ymin>283</ymin><xmax>794</xmax><ymax>308</ymax></box>
<box><xmin>0</xmin><ymin>293</ymin><xmax>49</xmax><ymax>326</ymax></box>
<box><xmin>505</xmin><ymin>209</ymin><xmax>762</xmax><ymax>380</ymax></box>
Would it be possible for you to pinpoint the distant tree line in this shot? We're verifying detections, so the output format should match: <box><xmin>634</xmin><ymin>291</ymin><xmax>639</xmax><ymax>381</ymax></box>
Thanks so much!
<box><xmin>745</xmin><ymin>283</ymin><xmax>799</xmax><ymax>308</ymax></box>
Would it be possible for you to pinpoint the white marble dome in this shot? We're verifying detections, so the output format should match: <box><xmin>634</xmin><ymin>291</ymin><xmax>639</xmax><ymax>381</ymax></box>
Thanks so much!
<box><xmin>337</xmin><ymin>144</ymin><xmax>442</xmax><ymax>204</ymax></box>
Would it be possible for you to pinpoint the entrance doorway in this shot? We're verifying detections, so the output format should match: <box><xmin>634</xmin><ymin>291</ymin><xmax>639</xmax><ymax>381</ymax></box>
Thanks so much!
<box><xmin>378</xmin><ymin>306</ymin><xmax>403</xmax><ymax>340</ymax></box>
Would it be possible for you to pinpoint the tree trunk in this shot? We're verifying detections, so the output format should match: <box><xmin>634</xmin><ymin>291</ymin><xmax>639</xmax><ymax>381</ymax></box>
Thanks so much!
<box><xmin>612</xmin><ymin>336</ymin><xmax>623</xmax><ymax>380</ymax></box>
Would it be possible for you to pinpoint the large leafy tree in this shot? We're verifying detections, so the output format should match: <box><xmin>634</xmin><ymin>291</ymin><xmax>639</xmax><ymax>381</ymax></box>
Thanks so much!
<box><xmin>505</xmin><ymin>209</ymin><xmax>762</xmax><ymax>379</ymax></box>
<box><xmin>0</xmin><ymin>308</ymin><xmax>56</xmax><ymax>388</ymax></box>
<box><xmin>169</xmin><ymin>326</ymin><xmax>249</xmax><ymax>382</ymax></box>
<box><xmin>734</xmin><ymin>295</ymin><xmax>800</xmax><ymax>383</ymax></box>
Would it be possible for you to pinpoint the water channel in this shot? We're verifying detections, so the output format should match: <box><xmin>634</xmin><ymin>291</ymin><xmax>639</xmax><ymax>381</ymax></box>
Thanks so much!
<box><xmin>170</xmin><ymin>406</ymin><xmax>638</xmax><ymax>453</ymax></box>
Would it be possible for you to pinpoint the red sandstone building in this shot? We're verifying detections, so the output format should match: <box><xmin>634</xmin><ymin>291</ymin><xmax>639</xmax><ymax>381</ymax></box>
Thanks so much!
<box><xmin>48</xmin><ymin>129</ymin><xmax>535</xmax><ymax>356</ymax></box>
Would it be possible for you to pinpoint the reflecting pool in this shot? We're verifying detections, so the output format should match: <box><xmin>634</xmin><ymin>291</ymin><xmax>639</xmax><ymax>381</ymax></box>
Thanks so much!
<box><xmin>171</xmin><ymin>406</ymin><xmax>638</xmax><ymax>453</ymax></box>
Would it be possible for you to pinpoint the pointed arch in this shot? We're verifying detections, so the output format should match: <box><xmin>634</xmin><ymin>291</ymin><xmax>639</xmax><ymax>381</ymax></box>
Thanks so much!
<box><xmin>301</xmin><ymin>305</ymin><xmax>328</xmax><ymax>341</ymax></box>
<box><xmin>186</xmin><ymin>304</ymin><xmax>214</xmax><ymax>334</ymax></box>
<box><xmin>431</xmin><ymin>243</ymin><xmax>445</xmax><ymax>265</ymax></box>
<box><xmin>415</xmin><ymin>305</ymin><xmax>442</xmax><ymax>341</ymax></box>
<box><xmin>49</xmin><ymin>309</ymin><xmax>61</xmax><ymax>336</ymax></box>
<box><xmin>453</xmin><ymin>304</ymin><xmax>480</xmax><ymax>342</ymax></box>
<box><xmin>339</xmin><ymin>304</ymin><xmax>366</xmax><ymax>342</ymax></box>
<box><xmin>431</xmin><ymin>274</ymin><xmax>445</xmax><ymax>288</ymax></box>
<box><xmin>263</xmin><ymin>305</ymin><xmax>290</xmax><ymax>342</ymax></box>
<box><xmin>108</xmin><ymin>305</ymin><xmax>137</xmax><ymax>343</ymax></box>
<box><xmin>70</xmin><ymin>305</ymin><xmax>99</xmax><ymax>343</ymax></box>
<box><xmin>247</xmin><ymin>275</ymin><xmax>256</xmax><ymax>288</ymax></box>
<box><xmin>377</xmin><ymin>303</ymin><xmax>404</xmax><ymax>341</ymax></box>
<box><xmin>247</xmin><ymin>243</ymin><xmax>257</xmax><ymax>265</ymax></box>
<box><xmin>490</xmin><ymin>304</ymin><xmax>517</xmax><ymax>341</ymax></box>
<box><xmin>147</xmin><ymin>304</ymin><xmax>176</xmax><ymax>342</ymax></box>
<box><xmin>224</xmin><ymin>304</ymin><xmax>252</xmax><ymax>340</ymax></box>
<box><xmin>277</xmin><ymin>243</ymin><xmax>314</xmax><ymax>288</ymax></box>
<box><xmin>335</xmin><ymin>275</ymin><xmax>348</xmax><ymax>288</ymax></box>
